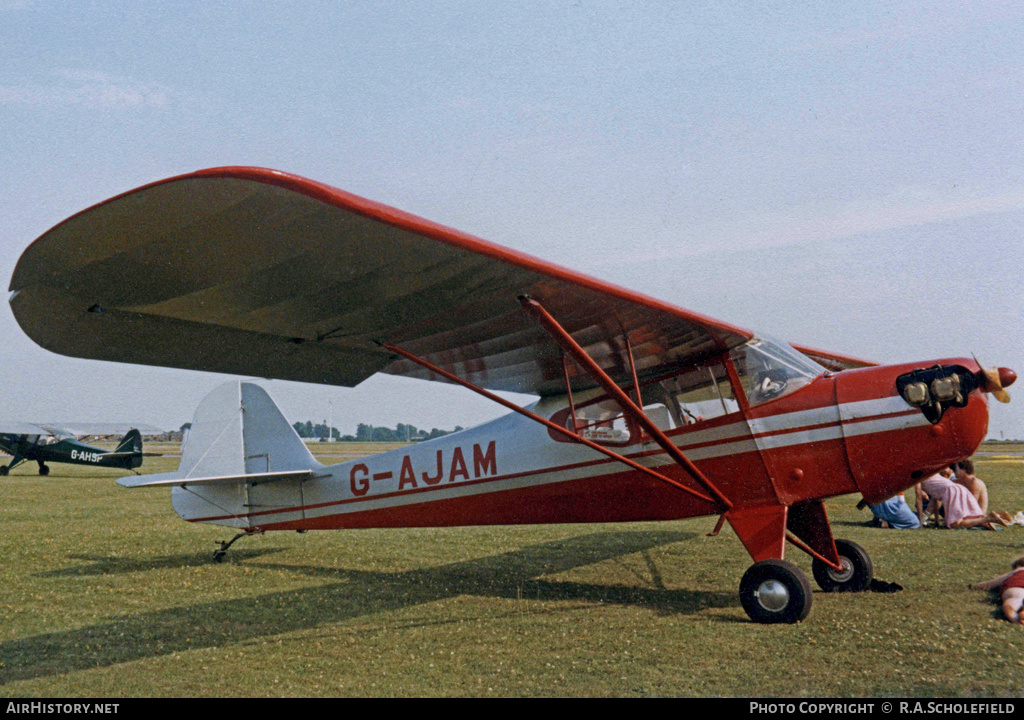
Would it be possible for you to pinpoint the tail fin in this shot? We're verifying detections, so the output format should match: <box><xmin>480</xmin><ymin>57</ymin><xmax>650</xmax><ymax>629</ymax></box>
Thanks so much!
<box><xmin>121</xmin><ymin>381</ymin><xmax>321</xmax><ymax>529</ymax></box>
<box><xmin>107</xmin><ymin>428</ymin><xmax>144</xmax><ymax>467</ymax></box>
<box><xmin>115</xmin><ymin>428</ymin><xmax>142</xmax><ymax>462</ymax></box>
<box><xmin>176</xmin><ymin>381</ymin><xmax>322</xmax><ymax>479</ymax></box>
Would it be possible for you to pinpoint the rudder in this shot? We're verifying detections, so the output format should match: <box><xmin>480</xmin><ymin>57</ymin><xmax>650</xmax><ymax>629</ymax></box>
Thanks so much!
<box><xmin>168</xmin><ymin>381</ymin><xmax>322</xmax><ymax>527</ymax></box>
<box><xmin>177</xmin><ymin>381</ymin><xmax>323</xmax><ymax>479</ymax></box>
<box><xmin>115</xmin><ymin>428</ymin><xmax>143</xmax><ymax>469</ymax></box>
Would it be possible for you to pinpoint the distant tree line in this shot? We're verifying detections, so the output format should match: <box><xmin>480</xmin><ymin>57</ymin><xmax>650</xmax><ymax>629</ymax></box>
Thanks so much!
<box><xmin>290</xmin><ymin>421</ymin><xmax>463</xmax><ymax>442</ymax></box>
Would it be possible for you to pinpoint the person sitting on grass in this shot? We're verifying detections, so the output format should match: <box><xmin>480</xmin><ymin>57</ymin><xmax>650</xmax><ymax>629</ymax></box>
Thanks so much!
<box><xmin>915</xmin><ymin>470</ymin><xmax>1011</xmax><ymax>530</ymax></box>
<box><xmin>971</xmin><ymin>556</ymin><xmax>1024</xmax><ymax>624</ymax></box>
<box><xmin>858</xmin><ymin>492</ymin><xmax>920</xmax><ymax>529</ymax></box>
<box><xmin>953</xmin><ymin>458</ymin><xmax>989</xmax><ymax>514</ymax></box>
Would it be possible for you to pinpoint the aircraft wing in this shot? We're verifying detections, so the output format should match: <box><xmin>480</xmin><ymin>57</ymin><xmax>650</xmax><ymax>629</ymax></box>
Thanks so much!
<box><xmin>0</xmin><ymin>422</ymin><xmax>55</xmax><ymax>437</ymax></box>
<box><xmin>790</xmin><ymin>344</ymin><xmax>876</xmax><ymax>372</ymax></box>
<box><xmin>9</xmin><ymin>167</ymin><xmax>849</xmax><ymax>395</ymax></box>
<box><xmin>50</xmin><ymin>423</ymin><xmax>165</xmax><ymax>438</ymax></box>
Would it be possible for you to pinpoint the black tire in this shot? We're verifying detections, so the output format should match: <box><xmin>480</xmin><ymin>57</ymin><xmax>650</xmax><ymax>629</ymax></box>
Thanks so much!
<box><xmin>812</xmin><ymin>539</ymin><xmax>873</xmax><ymax>592</ymax></box>
<box><xmin>38</xmin><ymin>464</ymin><xmax>49</xmax><ymax>476</ymax></box>
<box><xmin>0</xmin><ymin>465</ymin><xmax>7</xmax><ymax>476</ymax></box>
<box><xmin>739</xmin><ymin>559</ymin><xmax>813</xmax><ymax>624</ymax></box>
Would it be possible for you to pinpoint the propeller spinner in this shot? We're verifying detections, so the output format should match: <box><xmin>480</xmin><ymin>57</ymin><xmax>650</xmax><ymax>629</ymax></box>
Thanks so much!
<box><xmin>977</xmin><ymin>364</ymin><xmax>1016</xmax><ymax>403</ymax></box>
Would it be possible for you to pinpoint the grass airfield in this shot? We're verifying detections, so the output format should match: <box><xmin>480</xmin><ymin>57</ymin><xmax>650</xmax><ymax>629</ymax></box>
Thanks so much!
<box><xmin>1</xmin><ymin>441</ymin><xmax>1022</xmax><ymax>697</ymax></box>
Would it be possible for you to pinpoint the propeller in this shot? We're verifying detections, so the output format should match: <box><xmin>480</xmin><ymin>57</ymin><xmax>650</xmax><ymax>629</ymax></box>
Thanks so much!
<box><xmin>974</xmin><ymin>356</ymin><xmax>1016</xmax><ymax>403</ymax></box>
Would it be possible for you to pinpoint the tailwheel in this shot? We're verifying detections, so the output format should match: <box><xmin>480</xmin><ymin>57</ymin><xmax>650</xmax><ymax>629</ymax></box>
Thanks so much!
<box><xmin>213</xmin><ymin>533</ymin><xmax>245</xmax><ymax>562</ymax></box>
<box><xmin>212</xmin><ymin>529</ymin><xmax>262</xmax><ymax>562</ymax></box>
<box><xmin>739</xmin><ymin>559</ymin><xmax>813</xmax><ymax>624</ymax></box>
<box><xmin>812</xmin><ymin>539</ymin><xmax>873</xmax><ymax>593</ymax></box>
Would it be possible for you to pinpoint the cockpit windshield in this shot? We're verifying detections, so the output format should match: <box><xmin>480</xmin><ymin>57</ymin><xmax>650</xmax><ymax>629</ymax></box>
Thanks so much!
<box><xmin>729</xmin><ymin>336</ymin><xmax>826</xmax><ymax>406</ymax></box>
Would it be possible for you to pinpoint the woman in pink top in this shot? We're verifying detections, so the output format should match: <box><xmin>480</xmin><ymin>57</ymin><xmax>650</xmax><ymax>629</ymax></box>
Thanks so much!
<box><xmin>915</xmin><ymin>470</ymin><xmax>1009</xmax><ymax>530</ymax></box>
<box><xmin>972</xmin><ymin>557</ymin><xmax>1024</xmax><ymax>623</ymax></box>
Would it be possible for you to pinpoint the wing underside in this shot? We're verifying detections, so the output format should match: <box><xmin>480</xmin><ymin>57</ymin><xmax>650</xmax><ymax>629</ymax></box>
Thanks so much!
<box><xmin>10</xmin><ymin>167</ymin><xmax>795</xmax><ymax>394</ymax></box>
<box><xmin>791</xmin><ymin>344</ymin><xmax>876</xmax><ymax>372</ymax></box>
<box><xmin>0</xmin><ymin>422</ymin><xmax>53</xmax><ymax>436</ymax></box>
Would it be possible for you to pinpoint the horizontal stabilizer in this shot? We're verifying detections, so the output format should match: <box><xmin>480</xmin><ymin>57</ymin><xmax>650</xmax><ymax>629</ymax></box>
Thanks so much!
<box><xmin>118</xmin><ymin>468</ymin><xmax>314</xmax><ymax>488</ymax></box>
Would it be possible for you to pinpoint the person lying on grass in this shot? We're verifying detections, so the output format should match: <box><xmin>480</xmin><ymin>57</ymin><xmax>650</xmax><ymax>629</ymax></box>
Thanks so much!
<box><xmin>971</xmin><ymin>556</ymin><xmax>1024</xmax><ymax>624</ymax></box>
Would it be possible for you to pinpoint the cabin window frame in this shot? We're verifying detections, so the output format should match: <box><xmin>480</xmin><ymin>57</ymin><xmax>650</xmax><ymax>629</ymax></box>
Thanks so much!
<box><xmin>547</xmin><ymin>355</ymin><xmax>741</xmax><ymax>446</ymax></box>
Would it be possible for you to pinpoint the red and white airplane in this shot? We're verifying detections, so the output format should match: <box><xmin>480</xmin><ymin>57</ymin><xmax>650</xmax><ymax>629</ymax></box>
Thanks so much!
<box><xmin>9</xmin><ymin>167</ymin><xmax>1015</xmax><ymax>623</ymax></box>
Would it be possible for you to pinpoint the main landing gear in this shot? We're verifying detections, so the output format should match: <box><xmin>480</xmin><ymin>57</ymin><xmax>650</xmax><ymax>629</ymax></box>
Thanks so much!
<box><xmin>738</xmin><ymin>539</ymin><xmax>873</xmax><ymax>624</ymax></box>
<box><xmin>0</xmin><ymin>459</ymin><xmax>46</xmax><ymax>476</ymax></box>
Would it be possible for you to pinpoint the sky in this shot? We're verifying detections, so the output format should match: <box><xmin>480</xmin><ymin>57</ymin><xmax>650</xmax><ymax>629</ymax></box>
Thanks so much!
<box><xmin>1</xmin><ymin>1</ymin><xmax>1021</xmax><ymax>440</ymax></box>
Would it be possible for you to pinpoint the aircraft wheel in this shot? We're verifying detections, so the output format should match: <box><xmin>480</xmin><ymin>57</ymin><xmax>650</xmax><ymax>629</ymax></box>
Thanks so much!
<box><xmin>38</xmin><ymin>464</ymin><xmax>50</xmax><ymax>476</ymax></box>
<box><xmin>812</xmin><ymin>539</ymin><xmax>873</xmax><ymax>592</ymax></box>
<box><xmin>739</xmin><ymin>559</ymin><xmax>812</xmax><ymax>624</ymax></box>
<box><xmin>0</xmin><ymin>465</ymin><xmax>7</xmax><ymax>476</ymax></box>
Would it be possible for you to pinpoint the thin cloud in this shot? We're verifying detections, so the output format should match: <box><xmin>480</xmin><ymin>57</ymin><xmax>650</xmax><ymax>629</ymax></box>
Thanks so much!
<box><xmin>585</xmin><ymin>187</ymin><xmax>1024</xmax><ymax>268</ymax></box>
<box><xmin>0</xmin><ymin>69</ymin><xmax>170</xmax><ymax>109</ymax></box>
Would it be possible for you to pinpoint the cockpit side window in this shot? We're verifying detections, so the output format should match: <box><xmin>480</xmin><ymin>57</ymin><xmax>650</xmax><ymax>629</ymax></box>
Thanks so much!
<box><xmin>641</xmin><ymin>361</ymin><xmax>738</xmax><ymax>426</ymax></box>
<box><xmin>549</xmin><ymin>396</ymin><xmax>637</xmax><ymax>446</ymax></box>
<box><xmin>548</xmin><ymin>359</ymin><xmax>739</xmax><ymax>445</ymax></box>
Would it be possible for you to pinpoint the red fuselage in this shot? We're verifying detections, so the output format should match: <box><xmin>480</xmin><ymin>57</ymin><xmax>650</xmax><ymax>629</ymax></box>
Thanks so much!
<box><xmin>192</xmin><ymin>357</ymin><xmax>988</xmax><ymax>544</ymax></box>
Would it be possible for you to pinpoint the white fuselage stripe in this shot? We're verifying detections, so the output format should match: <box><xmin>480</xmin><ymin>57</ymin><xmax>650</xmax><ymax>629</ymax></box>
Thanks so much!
<box><xmin>215</xmin><ymin>395</ymin><xmax>924</xmax><ymax>525</ymax></box>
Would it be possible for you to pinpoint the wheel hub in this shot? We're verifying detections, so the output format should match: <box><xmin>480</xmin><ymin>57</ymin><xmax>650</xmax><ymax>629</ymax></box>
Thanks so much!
<box><xmin>755</xmin><ymin>579</ymin><xmax>791</xmax><ymax>612</ymax></box>
<box><xmin>827</xmin><ymin>557</ymin><xmax>854</xmax><ymax>583</ymax></box>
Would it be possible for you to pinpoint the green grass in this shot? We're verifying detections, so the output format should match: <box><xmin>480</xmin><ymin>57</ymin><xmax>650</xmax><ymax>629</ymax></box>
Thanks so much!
<box><xmin>1</xmin><ymin>442</ymin><xmax>1022</xmax><ymax>697</ymax></box>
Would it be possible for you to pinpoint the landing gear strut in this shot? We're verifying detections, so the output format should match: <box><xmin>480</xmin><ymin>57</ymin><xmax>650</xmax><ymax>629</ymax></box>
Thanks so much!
<box><xmin>1</xmin><ymin>455</ymin><xmax>26</xmax><ymax>475</ymax></box>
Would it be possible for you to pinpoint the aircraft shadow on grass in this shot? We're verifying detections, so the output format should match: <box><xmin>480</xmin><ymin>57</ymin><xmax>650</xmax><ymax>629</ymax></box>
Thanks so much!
<box><xmin>35</xmin><ymin>549</ymin><xmax>276</xmax><ymax>577</ymax></box>
<box><xmin>2</xmin><ymin>529</ymin><xmax>737</xmax><ymax>684</ymax></box>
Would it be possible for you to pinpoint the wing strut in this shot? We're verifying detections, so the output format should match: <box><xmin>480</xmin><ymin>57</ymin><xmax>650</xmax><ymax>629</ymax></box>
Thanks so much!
<box><xmin>519</xmin><ymin>296</ymin><xmax>733</xmax><ymax>511</ymax></box>
<box><xmin>378</xmin><ymin>342</ymin><xmax>719</xmax><ymax>506</ymax></box>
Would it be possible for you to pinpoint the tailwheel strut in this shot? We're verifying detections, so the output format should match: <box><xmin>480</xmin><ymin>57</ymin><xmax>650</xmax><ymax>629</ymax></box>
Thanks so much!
<box><xmin>213</xmin><ymin>529</ymin><xmax>263</xmax><ymax>562</ymax></box>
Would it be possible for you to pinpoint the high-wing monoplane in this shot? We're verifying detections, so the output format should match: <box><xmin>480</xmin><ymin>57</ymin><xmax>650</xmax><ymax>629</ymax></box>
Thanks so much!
<box><xmin>0</xmin><ymin>424</ymin><xmax>143</xmax><ymax>476</ymax></box>
<box><xmin>9</xmin><ymin>167</ymin><xmax>1016</xmax><ymax>623</ymax></box>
